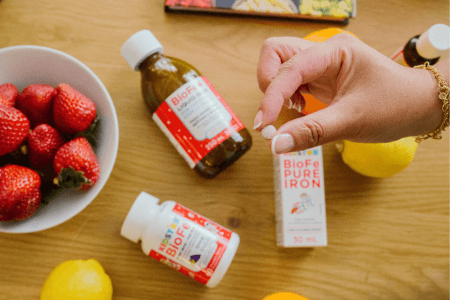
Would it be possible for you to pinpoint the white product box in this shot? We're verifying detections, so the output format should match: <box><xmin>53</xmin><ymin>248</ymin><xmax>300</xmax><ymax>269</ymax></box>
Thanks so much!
<box><xmin>273</xmin><ymin>146</ymin><xmax>327</xmax><ymax>247</ymax></box>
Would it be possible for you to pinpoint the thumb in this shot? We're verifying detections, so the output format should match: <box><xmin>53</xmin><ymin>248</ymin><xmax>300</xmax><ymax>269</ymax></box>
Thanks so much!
<box><xmin>270</xmin><ymin>104</ymin><xmax>355</xmax><ymax>154</ymax></box>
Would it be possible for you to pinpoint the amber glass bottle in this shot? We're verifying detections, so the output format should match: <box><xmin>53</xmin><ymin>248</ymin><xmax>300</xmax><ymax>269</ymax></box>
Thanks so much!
<box><xmin>122</xmin><ymin>30</ymin><xmax>252</xmax><ymax>178</ymax></box>
<box><xmin>391</xmin><ymin>24</ymin><xmax>449</xmax><ymax>67</ymax></box>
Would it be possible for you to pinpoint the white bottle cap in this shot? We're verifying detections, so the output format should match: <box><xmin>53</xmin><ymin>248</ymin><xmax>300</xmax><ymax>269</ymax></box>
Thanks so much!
<box><xmin>121</xmin><ymin>30</ymin><xmax>165</xmax><ymax>71</ymax></box>
<box><xmin>121</xmin><ymin>192</ymin><xmax>160</xmax><ymax>243</ymax></box>
<box><xmin>416</xmin><ymin>24</ymin><xmax>450</xmax><ymax>59</ymax></box>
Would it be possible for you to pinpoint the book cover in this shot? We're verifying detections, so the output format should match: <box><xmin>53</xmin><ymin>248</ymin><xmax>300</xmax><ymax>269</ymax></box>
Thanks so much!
<box><xmin>165</xmin><ymin>0</ymin><xmax>356</xmax><ymax>23</ymax></box>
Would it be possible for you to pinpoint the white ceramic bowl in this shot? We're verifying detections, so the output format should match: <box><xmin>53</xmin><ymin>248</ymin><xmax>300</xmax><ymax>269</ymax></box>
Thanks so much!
<box><xmin>0</xmin><ymin>45</ymin><xmax>119</xmax><ymax>233</ymax></box>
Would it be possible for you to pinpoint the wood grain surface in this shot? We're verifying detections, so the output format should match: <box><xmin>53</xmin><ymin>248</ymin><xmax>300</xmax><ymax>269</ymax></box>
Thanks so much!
<box><xmin>0</xmin><ymin>0</ymin><xmax>449</xmax><ymax>299</ymax></box>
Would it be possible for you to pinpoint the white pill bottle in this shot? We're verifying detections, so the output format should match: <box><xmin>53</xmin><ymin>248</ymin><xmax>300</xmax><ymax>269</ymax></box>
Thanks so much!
<box><xmin>121</xmin><ymin>192</ymin><xmax>240</xmax><ymax>288</ymax></box>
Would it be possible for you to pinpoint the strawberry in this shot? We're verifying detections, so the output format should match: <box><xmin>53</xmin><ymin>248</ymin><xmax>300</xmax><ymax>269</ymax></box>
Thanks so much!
<box><xmin>53</xmin><ymin>84</ymin><xmax>97</xmax><ymax>134</ymax></box>
<box><xmin>15</xmin><ymin>84</ymin><xmax>57</xmax><ymax>128</ymax></box>
<box><xmin>53</xmin><ymin>137</ymin><xmax>100</xmax><ymax>191</ymax></box>
<box><xmin>0</xmin><ymin>83</ymin><xmax>19</xmax><ymax>107</ymax></box>
<box><xmin>28</xmin><ymin>124</ymin><xmax>66</xmax><ymax>169</ymax></box>
<box><xmin>0</xmin><ymin>105</ymin><xmax>30</xmax><ymax>157</ymax></box>
<box><xmin>28</xmin><ymin>124</ymin><xmax>65</xmax><ymax>201</ymax></box>
<box><xmin>0</xmin><ymin>165</ymin><xmax>41</xmax><ymax>221</ymax></box>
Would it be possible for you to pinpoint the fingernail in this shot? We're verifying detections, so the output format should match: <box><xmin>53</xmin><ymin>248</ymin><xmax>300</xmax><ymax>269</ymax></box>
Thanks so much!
<box><xmin>271</xmin><ymin>134</ymin><xmax>294</xmax><ymax>154</ymax></box>
<box><xmin>261</xmin><ymin>125</ymin><xmax>276</xmax><ymax>139</ymax></box>
<box><xmin>292</xmin><ymin>101</ymin><xmax>302</xmax><ymax>113</ymax></box>
<box><xmin>253</xmin><ymin>110</ymin><xmax>263</xmax><ymax>129</ymax></box>
<box><xmin>288</xmin><ymin>99</ymin><xmax>293</xmax><ymax>109</ymax></box>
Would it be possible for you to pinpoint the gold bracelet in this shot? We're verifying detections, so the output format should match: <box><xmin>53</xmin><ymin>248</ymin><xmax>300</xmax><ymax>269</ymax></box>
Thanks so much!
<box><xmin>413</xmin><ymin>62</ymin><xmax>450</xmax><ymax>143</ymax></box>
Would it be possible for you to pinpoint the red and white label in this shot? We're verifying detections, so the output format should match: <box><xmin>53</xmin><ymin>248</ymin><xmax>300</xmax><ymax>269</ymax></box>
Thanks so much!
<box><xmin>149</xmin><ymin>204</ymin><xmax>232</xmax><ymax>285</ymax></box>
<box><xmin>274</xmin><ymin>147</ymin><xmax>327</xmax><ymax>247</ymax></box>
<box><xmin>152</xmin><ymin>76</ymin><xmax>245</xmax><ymax>168</ymax></box>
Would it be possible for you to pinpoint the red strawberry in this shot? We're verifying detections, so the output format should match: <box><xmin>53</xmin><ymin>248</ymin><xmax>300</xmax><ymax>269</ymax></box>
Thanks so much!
<box><xmin>53</xmin><ymin>137</ymin><xmax>100</xmax><ymax>191</ymax></box>
<box><xmin>0</xmin><ymin>105</ymin><xmax>30</xmax><ymax>157</ymax></box>
<box><xmin>28</xmin><ymin>124</ymin><xmax>66</xmax><ymax>169</ymax></box>
<box><xmin>0</xmin><ymin>165</ymin><xmax>41</xmax><ymax>221</ymax></box>
<box><xmin>15</xmin><ymin>84</ymin><xmax>57</xmax><ymax>128</ymax></box>
<box><xmin>53</xmin><ymin>84</ymin><xmax>96</xmax><ymax>134</ymax></box>
<box><xmin>0</xmin><ymin>83</ymin><xmax>19</xmax><ymax>107</ymax></box>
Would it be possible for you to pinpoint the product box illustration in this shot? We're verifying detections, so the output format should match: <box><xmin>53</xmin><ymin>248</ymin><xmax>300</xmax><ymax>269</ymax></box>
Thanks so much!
<box><xmin>274</xmin><ymin>146</ymin><xmax>327</xmax><ymax>247</ymax></box>
<box><xmin>165</xmin><ymin>0</ymin><xmax>356</xmax><ymax>23</ymax></box>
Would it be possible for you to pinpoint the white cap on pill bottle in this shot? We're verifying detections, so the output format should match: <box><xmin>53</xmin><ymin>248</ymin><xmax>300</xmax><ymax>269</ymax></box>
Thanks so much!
<box><xmin>121</xmin><ymin>29</ymin><xmax>164</xmax><ymax>71</ymax></box>
<box><xmin>121</xmin><ymin>192</ymin><xmax>160</xmax><ymax>243</ymax></box>
<box><xmin>416</xmin><ymin>24</ymin><xmax>450</xmax><ymax>59</ymax></box>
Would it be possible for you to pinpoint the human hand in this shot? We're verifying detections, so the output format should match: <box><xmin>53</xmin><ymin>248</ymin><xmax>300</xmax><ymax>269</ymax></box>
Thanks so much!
<box><xmin>254</xmin><ymin>33</ymin><xmax>445</xmax><ymax>154</ymax></box>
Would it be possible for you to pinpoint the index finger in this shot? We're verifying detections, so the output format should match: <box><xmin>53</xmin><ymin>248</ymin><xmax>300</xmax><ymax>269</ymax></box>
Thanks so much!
<box><xmin>256</xmin><ymin>40</ymin><xmax>344</xmax><ymax>129</ymax></box>
<box><xmin>257</xmin><ymin>37</ymin><xmax>315</xmax><ymax>93</ymax></box>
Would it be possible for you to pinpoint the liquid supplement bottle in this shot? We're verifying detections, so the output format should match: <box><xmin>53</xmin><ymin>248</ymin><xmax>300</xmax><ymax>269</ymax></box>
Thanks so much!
<box><xmin>121</xmin><ymin>192</ymin><xmax>240</xmax><ymax>288</ymax></box>
<box><xmin>391</xmin><ymin>24</ymin><xmax>450</xmax><ymax>67</ymax></box>
<box><xmin>121</xmin><ymin>30</ymin><xmax>252</xmax><ymax>178</ymax></box>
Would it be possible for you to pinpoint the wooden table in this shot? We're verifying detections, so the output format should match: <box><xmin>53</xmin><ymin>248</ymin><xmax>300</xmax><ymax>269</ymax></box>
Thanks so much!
<box><xmin>0</xmin><ymin>0</ymin><xmax>448</xmax><ymax>299</ymax></box>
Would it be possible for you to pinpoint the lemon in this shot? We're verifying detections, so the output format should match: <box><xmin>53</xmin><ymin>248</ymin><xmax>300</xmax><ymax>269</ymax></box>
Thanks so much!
<box><xmin>336</xmin><ymin>137</ymin><xmax>418</xmax><ymax>178</ymax></box>
<box><xmin>262</xmin><ymin>292</ymin><xmax>309</xmax><ymax>300</ymax></box>
<box><xmin>41</xmin><ymin>259</ymin><xmax>113</xmax><ymax>300</ymax></box>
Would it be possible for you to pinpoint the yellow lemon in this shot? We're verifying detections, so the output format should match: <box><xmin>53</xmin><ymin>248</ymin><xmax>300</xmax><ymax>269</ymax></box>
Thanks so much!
<box><xmin>262</xmin><ymin>292</ymin><xmax>309</xmax><ymax>300</ymax></box>
<box><xmin>336</xmin><ymin>137</ymin><xmax>418</xmax><ymax>178</ymax></box>
<box><xmin>41</xmin><ymin>259</ymin><xmax>113</xmax><ymax>300</ymax></box>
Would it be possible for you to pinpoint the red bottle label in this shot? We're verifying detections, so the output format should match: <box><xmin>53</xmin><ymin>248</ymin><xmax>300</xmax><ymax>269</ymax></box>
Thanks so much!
<box><xmin>152</xmin><ymin>76</ymin><xmax>245</xmax><ymax>168</ymax></box>
<box><xmin>149</xmin><ymin>203</ymin><xmax>233</xmax><ymax>285</ymax></box>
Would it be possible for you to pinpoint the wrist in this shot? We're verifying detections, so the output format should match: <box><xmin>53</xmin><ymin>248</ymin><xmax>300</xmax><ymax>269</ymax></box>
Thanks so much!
<box><xmin>413</xmin><ymin>61</ymin><xmax>449</xmax><ymax>142</ymax></box>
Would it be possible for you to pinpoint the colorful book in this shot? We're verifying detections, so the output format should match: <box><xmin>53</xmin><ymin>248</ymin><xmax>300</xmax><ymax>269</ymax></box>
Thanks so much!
<box><xmin>165</xmin><ymin>0</ymin><xmax>356</xmax><ymax>23</ymax></box>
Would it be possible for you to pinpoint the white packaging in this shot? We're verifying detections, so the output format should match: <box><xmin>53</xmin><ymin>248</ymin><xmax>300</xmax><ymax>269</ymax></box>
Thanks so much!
<box><xmin>121</xmin><ymin>192</ymin><xmax>240</xmax><ymax>288</ymax></box>
<box><xmin>274</xmin><ymin>146</ymin><xmax>327</xmax><ymax>247</ymax></box>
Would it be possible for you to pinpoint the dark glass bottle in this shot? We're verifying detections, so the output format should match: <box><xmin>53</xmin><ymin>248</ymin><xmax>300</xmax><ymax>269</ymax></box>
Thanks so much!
<box><xmin>391</xmin><ymin>24</ymin><xmax>449</xmax><ymax>67</ymax></box>
<box><xmin>401</xmin><ymin>35</ymin><xmax>439</xmax><ymax>67</ymax></box>
<box><xmin>122</xmin><ymin>30</ymin><xmax>252</xmax><ymax>178</ymax></box>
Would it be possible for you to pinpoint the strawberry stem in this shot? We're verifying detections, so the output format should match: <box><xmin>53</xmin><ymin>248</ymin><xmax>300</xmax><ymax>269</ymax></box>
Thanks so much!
<box><xmin>55</xmin><ymin>166</ymin><xmax>91</xmax><ymax>189</ymax></box>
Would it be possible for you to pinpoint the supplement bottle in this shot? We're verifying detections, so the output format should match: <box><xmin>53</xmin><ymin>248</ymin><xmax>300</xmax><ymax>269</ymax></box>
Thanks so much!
<box><xmin>121</xmin><ymin>192</ymin><xmax>240</xmax><ymax>288</ymax></box>
<box><xmin>391</xmin><ymin>24</ymin><xmax>450</xmax><ymax>67</ymax></box>
<box><xmin>121</xmin><ymin>30</ymin><xmax>252</xmax><ymax>178</ymax></box>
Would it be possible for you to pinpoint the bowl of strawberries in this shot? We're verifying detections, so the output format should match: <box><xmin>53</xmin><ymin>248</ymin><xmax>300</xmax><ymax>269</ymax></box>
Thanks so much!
<box><xmin>0</xmin><ymin>45</ymin><xmax>119</xmax><ymax>233</ymax></box>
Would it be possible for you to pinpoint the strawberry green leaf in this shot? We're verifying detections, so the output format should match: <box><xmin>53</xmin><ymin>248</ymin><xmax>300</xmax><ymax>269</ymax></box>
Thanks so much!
<box><xmin>40</xmin><ymin>181</ymin><xmax>60</xmax><ymax>204</ymax></box>
<box><xmin>79</xmin><ymin>112</ymin><xmax>100</xmax><ymax>147</ymax></box>
<box><xmin>60</xmin><ymin>113</ymin><xmax>100</xmax><ymax>148</ymax></box>
<box><xmin>55</xmin><ymin>166</ymin><xmax>91</xmax><ymax>189</ymax></box>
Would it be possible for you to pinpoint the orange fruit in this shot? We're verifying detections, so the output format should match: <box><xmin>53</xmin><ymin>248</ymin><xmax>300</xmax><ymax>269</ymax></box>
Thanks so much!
<box><xmin>301</xmin><ymin>28</ymin><xmax>357</xmax><ymax>115</ymax></box>
<box><xmin>262</xmin><ymin>292</ymin><xmax>309</xmax><ymax>300</ymax></box>
<box><xmin>303</xmin><ymin>27</ymin><xmax>356</xmax><ymax>42</ymax></box>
